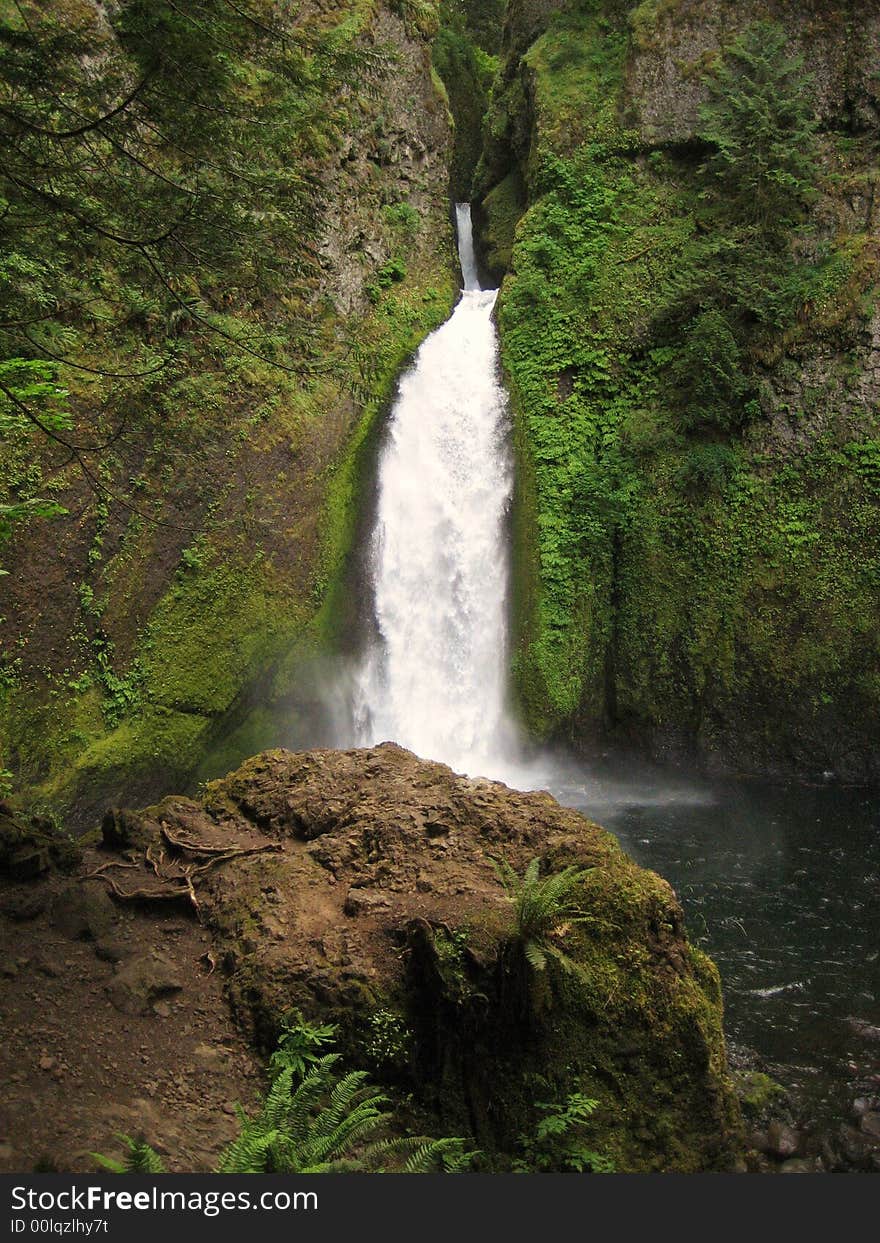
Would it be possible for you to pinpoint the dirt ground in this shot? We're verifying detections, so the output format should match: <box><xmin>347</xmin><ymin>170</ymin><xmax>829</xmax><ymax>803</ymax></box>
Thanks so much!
<box><xmin>0</xmin><ymin>868</ymin><xmax>262</xmax><ymax>1174</ymax></box>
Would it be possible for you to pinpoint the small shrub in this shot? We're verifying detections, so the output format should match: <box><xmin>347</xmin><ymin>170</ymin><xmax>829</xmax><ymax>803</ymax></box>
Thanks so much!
<box><xmin>675</xmin><ymin>443</ymin><xmax>739</xmax><ymax>492</ymax></box>
<box><xmin>366</xmin><ymin>257</ymin><xmax>408</xmax><ymax>303</ymax></box>
<box><xmin>671</xmin><ymin>309</ymin><xmax>750</xmax><ymax>431</ymax></box>
<box><xmin>516</xmin><ymin>1093</ymin><xmax>614</xmax><ymax>1173</ymax></box>
<box><xmin>364</xmin><ymin>1008</ymin><xmax>413</xmax><ymax>1069</ymax></box>
<box><xmin>268</xmin><ymin>1011</ymin><xmax>338</xmax><ymax>1081</ymax></box>
<box><xmin>698</xmin><ymin>22</ymin><xmax>820</xmax><ymax>236</ymax></box>
<box><xmin>383</xmin><ymin>202</ymin><xmax>420</xmax><ymax>234</ymax></box>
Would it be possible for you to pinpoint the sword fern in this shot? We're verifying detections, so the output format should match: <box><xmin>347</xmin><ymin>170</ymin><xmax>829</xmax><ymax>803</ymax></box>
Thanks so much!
<box><xmin>492</xmin><ymin>855</ymin><xmax>593</xmax><ymax>974</ymax></box>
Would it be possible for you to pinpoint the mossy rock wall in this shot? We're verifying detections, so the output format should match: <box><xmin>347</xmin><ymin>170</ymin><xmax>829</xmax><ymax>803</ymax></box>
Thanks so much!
<box><xmin>0</xmin><ymin>2</ymin><xmax>458</xmax><ymax>826</ymax></box>
<box><xmin>479</xmin><ymin>0</ymin><xmax>880</xmax><ymax>780</ymax></box>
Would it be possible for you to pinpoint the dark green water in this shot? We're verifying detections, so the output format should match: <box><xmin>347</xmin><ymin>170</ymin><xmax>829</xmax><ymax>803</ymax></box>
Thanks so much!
<box><xmin>545</xmin><ymin>756</ymin><xmax>880</xmax><ymax>1130</ymax></box>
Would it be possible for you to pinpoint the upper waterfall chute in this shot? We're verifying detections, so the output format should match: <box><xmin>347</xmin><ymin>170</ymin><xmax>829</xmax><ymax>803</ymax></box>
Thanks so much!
<box><xmin>455</xmin><ymin>201</ymin><xmax>482</xmax><ymax>292</ymax></box>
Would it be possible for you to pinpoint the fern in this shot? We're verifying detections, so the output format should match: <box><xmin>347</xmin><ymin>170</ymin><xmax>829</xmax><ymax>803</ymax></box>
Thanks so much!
<box><xmin>492</xmin><ymin>855</ymin><xmax>593</xmax><ymax>974</ymax></box>
<box><xmin>96</xmin><ymin>1031</ymin><xmax>476</xmax><ymax>1175</ymax></box>
<box><xmin>217</xmin><ymin>1129</ymin><xmax>280</xmax><ymax>1175</ymax></box>
<box><xmin>517</xmin><ymin>1094</ymin><xmax>614</xmax><ymax>1174</ymax></box>
<box><xmin>402</xmin><ymin>1137</ymin><xmax>479</xmax><ymax>1173</ymax></box>
<box><xmin>92</xmin><ymin>1135</ymin><xmax>166</xmax><ymax>1174</ymax></box>
<box><xmin>215</xmin><ymin>1058</ymin><xmax>390</xmax><ymax>1174</ymax></box>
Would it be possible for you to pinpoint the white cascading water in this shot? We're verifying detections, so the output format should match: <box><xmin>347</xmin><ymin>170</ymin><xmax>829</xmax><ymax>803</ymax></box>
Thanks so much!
<box><xmin>353</xmin><ymin>203</ymin><xmax>518</xmax><ymax>777</ymax></box>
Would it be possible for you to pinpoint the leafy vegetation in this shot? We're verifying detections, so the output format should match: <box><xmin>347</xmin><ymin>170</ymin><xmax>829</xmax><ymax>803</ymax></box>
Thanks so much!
<box><xmin>493</xmin><ymin>856</ymin><xmax>592</xmax><ymax>973</ymax></box>
<box><xmin>96</xmin><ymin>1019</ymin><xmax>478</xmax><ymax>1174</ymax></box>
<box><xmin>268</xmin><ymin>1010</ymin><xmax>337</xmax><ymax>1081</ymax></box>
<box><xmin>515</xmin><ymin>1093</ymin><xmax>614</xmax><ymax>1174</ymax></box>
<box><xmin>697</xmin><ymin>23</ymin><xmax>820</xmax><ymax>236</ymax></box>
<box><xmin>491</xmin><ymin>5</ymin><xmax>879</xmax><ymax>765</ymax></box>
<box><xmin>660</xmin><ymin>22</ymin><xmax>826</xmax><ymax>431</ymax></box>
<box><xmin>0</xmin><ymin>0</ymin><xmax>387</xmax><ymax>515</ymax></box>
<box><xmin>0</xmin><ymin>1</ymin><xmax>456</xmax><ymax>808</ymax></box>
<box><xmin>433</xmin><ymin>1</ymin><xmax>501</xmax><ymax>199</ymax></box>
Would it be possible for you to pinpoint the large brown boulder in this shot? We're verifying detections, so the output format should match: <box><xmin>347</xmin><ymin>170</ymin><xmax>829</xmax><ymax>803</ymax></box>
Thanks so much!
<box><xmin>101</xmin><ymin>743</ymin><xmax>742</xmax><ymax>1171</ymax></box>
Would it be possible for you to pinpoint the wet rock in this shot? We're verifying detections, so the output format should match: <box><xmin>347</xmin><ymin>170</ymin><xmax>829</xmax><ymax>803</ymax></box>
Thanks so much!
<box><xmin>50</xmin><ymin>884</ymin><xmax>116</xmax><ymax>942</ymax></box>
<box><xmin>779</xmin><ymin>1157</ymin><xmax>822</xmax><ymax>1174</ymax></box>
<box><xmin>106</xmin><ymin>954</ymin><xmax>184</xmax><ymax>1016</ymax></box>
<box><xmin>836</xmin><ymin>1124</ymin><xmax>880</xmax><ymax>1170</ymax></box>
<box><xmin>860</xmin><ymin>1112</ymin><xmax>880</xmax><ymax>1141</ymax></box>
<box><xmin>845</xmin><ymin>1017</ymin><xmax>880</xmax><ymax>1042</ymax></box>
<box><xmin>116</xmin><ymin>743</ymin><xmax>744</xmax><ymax>1171</ymax></box>
<box><xmin>732</xmin><ymin>1069</ymin><xmax>787</xmax><ymax>1122</ymax></box>
<box><xmin>766</xmin><ymin>1121</ymin><xmax>802</xmax><ymax>1159</ymax></box>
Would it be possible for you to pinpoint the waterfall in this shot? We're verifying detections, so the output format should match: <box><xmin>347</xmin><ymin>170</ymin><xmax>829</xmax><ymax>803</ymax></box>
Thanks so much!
<box><xmin>353</xmin><ymin>204</ymin><xmax>517</xmax><ymax>777</ymax></box>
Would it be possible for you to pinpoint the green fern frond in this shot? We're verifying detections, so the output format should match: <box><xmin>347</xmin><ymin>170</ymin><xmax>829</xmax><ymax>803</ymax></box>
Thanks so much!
<box><xmin>524</xmin><ymin>939</ymin><xmax>548</xmax><ymax>972</ymax></box>
<box><xmin>92</xmin><ymin>1020</ymin><xmax>475</xmax><ymax>1177</ymax></box>
<box><xmin>490</xmin><ymin>855</ymin><xmax>520</xmax><ymax>895</ymax></box>
<box><xmin>494</xmin><ymin>856</ymin><xmax>594</xmax><ymax>977</ymax></box>
<box><xmin>403</xmin><ymin>1137</ymin><xmax>478</xmax><ymax>1173</ymax></box>
<box><xmin>524</xmin><ymin>857</ymin><xmax>541</xmax><ymax>888</ymax></box>
<box><xmin>91</xmin><ymin>1153</ymin><xmax>126</xmax><ymax>1174</ymax></box>
<box><xmin>93</xmin><ymin>1135</ymin><xmax>166</xmax><ymax>1174</ymax></box>
<box><xmin>217</xmin><ymin>1127</ymin><xmax>280</xmax><ymax>1174</ymax></box>
<box><xmin>262</xmin><ymin>1067</ymin><xmax>297</xmax><ymax>1130</ymax></box>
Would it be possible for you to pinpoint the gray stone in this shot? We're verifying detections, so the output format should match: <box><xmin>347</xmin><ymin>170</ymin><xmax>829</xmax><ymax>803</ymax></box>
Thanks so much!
<box><xmin>779</xmin><ymin>1158</ymin><xmax>820</xmax><ymax>1174</ymax></box>
<box><xmin>106</xmin><ymin>954</ymin><xmax>184</xmax><ymax>1016</ymax></box>
<box><xmin>50</xmin><ymin>883</ymin><xmax>116</xmax><ymax>941</ymax></box>
<box><xmin>766</xmin><ymin>1121</ymin><xmax>801</xmax><ymax>1159</ymax></box>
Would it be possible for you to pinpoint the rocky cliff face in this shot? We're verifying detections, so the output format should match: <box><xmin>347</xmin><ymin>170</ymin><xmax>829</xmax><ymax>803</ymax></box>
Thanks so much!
<box><xmin>0</xmin><ymin>745</ymin><xmax>743</xmax><ymax>1172</ymax></box>
<box><xmin>477</xmin><ymin>0</ymin><xmax>880</xmax><ymax>781</ymax></box>
<box><xmin>0</xmin><ymin>2</ymin><xmax>456</xmax><ymax>825</ymax></box>
<box><xmin>626</xmin><ymin>0</ymin><xmax>880</xmax><ymax>141</ymax></box>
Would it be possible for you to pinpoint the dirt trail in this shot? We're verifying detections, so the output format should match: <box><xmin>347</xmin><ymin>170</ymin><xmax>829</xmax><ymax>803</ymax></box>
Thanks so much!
<box><xmin>0</xmin><ymin>869</ymin><xmax>261</xmax><ymax>1173</ymax></box>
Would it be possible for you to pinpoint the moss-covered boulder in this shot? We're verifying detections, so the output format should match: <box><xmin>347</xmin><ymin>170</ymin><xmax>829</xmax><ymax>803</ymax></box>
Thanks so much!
<box><xmin>101</xmin><ymin>744</ymin><xmax>742</xmax><ymax>1171</ymax></box>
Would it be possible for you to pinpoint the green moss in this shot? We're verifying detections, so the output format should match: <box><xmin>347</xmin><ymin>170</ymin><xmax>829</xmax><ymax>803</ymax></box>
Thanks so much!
<box><xmin>489</xmin><ymin>3</ymin><xmax>880</xmax><ymax>770</ymax></box>
<box><xmin>2</xmin><ymin>6</ymin><xmax>459</xmax><ymax>819</ymax></box>
<box><xmin>433</xmin><ymin>13</ymin><xmax>499</xmax><ymax>200</ymax></box>
<box><xmin>479</xmin><ymin>170</ymin><xmax>526</xmax><ymax>280</ymax></box>
<box><xmin>733</xmin><ymin>1070</ymin><xmax>786</xmax><ymax>1118</ymax></box>
<box><xmin>403</xmin><ymin>839</ymin><xmax>741</xmax><ymax>1171</ymax></box>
